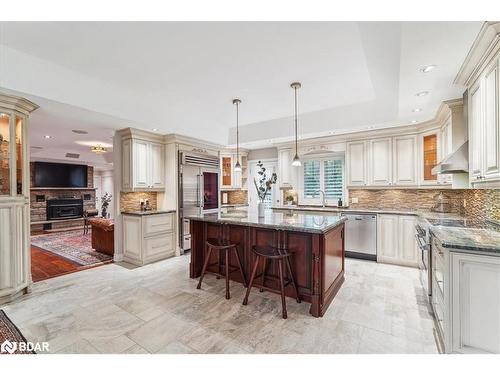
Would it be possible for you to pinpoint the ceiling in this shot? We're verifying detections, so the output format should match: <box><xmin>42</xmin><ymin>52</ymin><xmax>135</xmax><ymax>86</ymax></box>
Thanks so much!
<box><xmin>0</xmin><ymin>21</ymin><xmax>482</xmax><ymax>150</ymax></box>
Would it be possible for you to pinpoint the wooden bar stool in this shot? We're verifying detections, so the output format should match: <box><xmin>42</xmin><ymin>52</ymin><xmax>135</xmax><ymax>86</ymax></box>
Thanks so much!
<box><xmin>242</xmin><ymin>245</ymin><xmax>301</xmax><ymax>319</ymax></box>
<box><xmin>196</xmin><ymin>238</ymin><xmax>247</xmax><ymax>300</ymax></box>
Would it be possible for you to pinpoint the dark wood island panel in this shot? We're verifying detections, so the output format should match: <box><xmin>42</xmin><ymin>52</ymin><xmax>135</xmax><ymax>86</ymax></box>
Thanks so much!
<box><xmin>189</xmin><ymin>218</ymin><xmax>345</xmax><ymax>317</ymax></box>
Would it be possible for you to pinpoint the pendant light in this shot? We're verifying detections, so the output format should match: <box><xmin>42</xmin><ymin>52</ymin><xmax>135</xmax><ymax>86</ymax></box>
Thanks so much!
<box><xmin>233</xmin><ymin>98</ymin><xmax>242</xmax><ymax>172</ymax></box>
<box><xmin>291</xmin><ymin>82</ymin><xmax>302</xmax><ymax>167</ymax></box>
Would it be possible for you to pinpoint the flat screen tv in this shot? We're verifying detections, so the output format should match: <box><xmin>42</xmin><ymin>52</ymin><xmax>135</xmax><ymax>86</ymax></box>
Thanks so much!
<box><xmin>34</xmin><ymin>162</ymin><xmax>88</xmax><ymax>188</ymax></box>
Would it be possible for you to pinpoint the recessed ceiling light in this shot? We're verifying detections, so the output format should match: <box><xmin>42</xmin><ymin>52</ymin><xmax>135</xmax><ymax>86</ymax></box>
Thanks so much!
<box><xmin>412</xmin><ymin>108</ymin><xmax>422</xmax><ymax>112</ymax></box>
<box><xmin>415</xmin><ymin>91</ymin><xmax>429</xmax><ymax>97</ymax></box>
<box><xmin>420</xmin><ymin>65</ymin><xmax>437</xmax><ymax>73</ymax></box>
<box><xmin>43</xmin><ymin>135</ymin><xmax>51</xmax><ymax>139</ymax></box>
<box><xmin>411</xmin><ymin>120</ymin><xmax>418</xmax><ymax>124</ymax></box>
<box><xmin>152</xmin><ymin>128</ymin><xmax>159</xmax><ymax>132</ymax></box>
<box><xmin>72</xmin><ymin>129</ymin><xmax>88</xmax><ymax>134</ymax></box>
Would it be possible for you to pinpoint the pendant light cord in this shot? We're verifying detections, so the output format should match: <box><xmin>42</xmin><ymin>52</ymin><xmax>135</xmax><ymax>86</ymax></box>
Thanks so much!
<box><xmin>294</xmin><ymin>85</ymin><xmax>298</xmax><ymax>154</ymax></box>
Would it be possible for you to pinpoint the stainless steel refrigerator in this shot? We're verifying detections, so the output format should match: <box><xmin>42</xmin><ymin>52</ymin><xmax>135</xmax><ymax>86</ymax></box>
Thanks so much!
<box><xmin>178</xmin><ymin>151</ymin><xmax>220</xmax><ymax>253</ymax></box>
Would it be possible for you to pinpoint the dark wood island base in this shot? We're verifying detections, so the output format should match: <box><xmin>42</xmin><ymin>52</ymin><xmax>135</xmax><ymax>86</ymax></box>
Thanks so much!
<box><xmin>189</xmin><ymin>216</ymin><xmax>345</xmax><ymax>317</ymax></box>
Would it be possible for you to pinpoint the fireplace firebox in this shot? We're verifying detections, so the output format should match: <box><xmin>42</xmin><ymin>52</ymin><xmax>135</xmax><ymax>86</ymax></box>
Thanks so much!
<box><xmin>46</xmin><ymin>198</ymin><xmax>84</xmax><ymax>220</ymax></box>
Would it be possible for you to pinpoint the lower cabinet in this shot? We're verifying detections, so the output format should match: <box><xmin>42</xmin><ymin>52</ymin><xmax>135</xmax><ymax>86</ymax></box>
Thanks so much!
<box><xmin>430</xmin><ymin>236</ymin><xmax>500</xmax><ymax>354</ymax></box>
<box><xmin>122</xmin><ymin>212</ymin><xmax>175</xmax><ymax>266</ymax></box>
<box><xmin>377</xmin><ymin>214</ymin><xmax>419</xmax><ymax>267</ymax></box>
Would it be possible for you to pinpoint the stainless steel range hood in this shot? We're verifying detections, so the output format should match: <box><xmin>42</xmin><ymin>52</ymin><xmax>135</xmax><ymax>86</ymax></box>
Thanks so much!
<box><xmin>432</xmin><ymin>141</ymin><xmax>469</xmax><ymax>174</ymax></box>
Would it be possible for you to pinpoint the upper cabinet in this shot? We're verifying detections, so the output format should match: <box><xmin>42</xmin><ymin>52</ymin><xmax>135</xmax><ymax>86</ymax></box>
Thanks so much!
<box><xmin>369</xmin><ymin>138</ymin><xmax>392</xmax><ymax>186</ymax></box>
<box><xmin>469</xmin><ymin>59</ymin><xmax>500</xmax><ymax>185</ymax></box>
<box><xmin>119</xmin><ymin>129</ymin><xmax>165</xmax><ymax>192</ymax></box>
<box><xmin>393</xmin><ymin>135</ymin><xmax>417</xmax><ymax>186</ymax></box>
<box><xmin>220</xmin><ymin>150</ymin><xmax>248</xmax><ymax>190</ymax></box>
<box><xmin>456</xmin><ymin>22</ymin><xmax>500</xmax><ymax>188</ymax></box>
<box><xmin>346</xmin><ymin>141</ymin><xmax>368</xmax><ymax>186</ymax></box>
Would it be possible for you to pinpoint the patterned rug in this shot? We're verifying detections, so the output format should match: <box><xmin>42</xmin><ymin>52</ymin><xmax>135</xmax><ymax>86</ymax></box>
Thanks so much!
<box><xmin>0</xmin><ymin>310</ymin><xmax>35</xmax><ymax>354</ymax></box>
<box><xmin>31</xmin><ymin>230</ymin><xmax>112</xmax><ymax>266</ymax></box>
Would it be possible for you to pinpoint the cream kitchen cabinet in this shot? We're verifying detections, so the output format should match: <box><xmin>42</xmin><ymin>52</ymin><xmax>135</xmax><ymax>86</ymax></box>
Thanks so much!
<box><xmin>220</xmin><ymin>151</ymin><xmax>248</xmax><ymax>190</ymax></box>
<box><xmin>369</xmin><ymin>138</ymin><xmax>392</xmax><ymax>186</ymax></box>
<box><xmin>278</xmin><ymin>148</ymin><xmax>292</xmax><ymax>188</ymax></box>
<box><xmin>393</xmin><ymin>135</ymin><xmax>418</xmax><ymax>186</ymax></box>
<box><xmin>122</xmin><ymin>138</ymin><xmax>165</xmax><ymax>191</ymax></box>
<box><xmin>469</xmin><ymin>57</ymin><xmax>500</xmax><ymax>186</ymax></box>
<box><xmin>377</xmin><ymin>214</ymin><xmax>419</xmax><ymax>267</ymax></box>
<box><xmin>122</xmin><ymin>212</ymin><xmax>176</xmax><ymax>266</ymax></box>
<box><xmin>346</xmin><ymin>141</ymin><xmax>368</xmax><ymax>186</ymax></box>
<box><xmin>430</xmin><ymin>235</ymin><xmax>500</xmax><ymax>354</ymax></box>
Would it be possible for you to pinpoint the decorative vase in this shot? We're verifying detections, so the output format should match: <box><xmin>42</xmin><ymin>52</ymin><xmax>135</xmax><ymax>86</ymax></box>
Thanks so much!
<box><xmin>257</xmin><ymin>202</ymin><xmax>265</xmax><ymax>218</ymax></box>
<box><xmin>101</xmin><ymin>208</ymin><xmax>107</xmax><ymax>218</ymax></box>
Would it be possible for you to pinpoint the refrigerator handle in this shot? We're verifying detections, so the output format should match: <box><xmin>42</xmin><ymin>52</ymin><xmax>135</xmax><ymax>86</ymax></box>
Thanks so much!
<box><xmin>196</xmin><ymin>174</ymin><xmax>201</xmax><ymax>207</ymax></box>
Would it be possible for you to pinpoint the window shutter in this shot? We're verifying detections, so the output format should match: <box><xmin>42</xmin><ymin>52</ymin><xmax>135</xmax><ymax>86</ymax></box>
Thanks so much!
<box><xmin>324</xmin><ymin>159</ymin><xmax>343</xmax><ymax>200</ymax></box>
<box><xmin>303</xmin><ymin>160</ymin><xmax>320</xmax><ymax>198</ymax></box>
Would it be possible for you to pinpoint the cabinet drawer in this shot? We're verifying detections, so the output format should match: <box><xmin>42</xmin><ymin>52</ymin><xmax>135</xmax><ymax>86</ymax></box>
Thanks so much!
<box><xmin>432</xmin><ymin>284</ymin><xmax>445</xmax><ymax>336</ymax></box>
<box><xmin>144</xmin><ymin>233</ymin><xmax>175</xmax><ymax>261</ymax></box>
<box><xmin>143</xmin><ymin>214</ymin><xmax>173</xmax><ymax>236</ymax></box>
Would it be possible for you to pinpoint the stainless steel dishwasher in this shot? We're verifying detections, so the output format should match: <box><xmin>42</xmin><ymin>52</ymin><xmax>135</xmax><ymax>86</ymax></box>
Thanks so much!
<box><xmin>341</xmin><ymin>213</ymin><xmax>377</xmax><ymax>261</ymax></box>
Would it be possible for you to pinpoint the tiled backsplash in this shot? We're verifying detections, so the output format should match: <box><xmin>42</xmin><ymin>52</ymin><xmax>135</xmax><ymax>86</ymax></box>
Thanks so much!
<box><xmin>120</xmin><ymin>192</ymin><xmax>158</xmax><ymax>212</ymax></box>
<box><xmin>222</xmin><ymin>190</ymin><xmax>248</xmax><ymax>205</ymax></box>
<box><xmin>348</xmin><ymin>188</ymin><xmax>500</xmax><ymax>221</ymax></box>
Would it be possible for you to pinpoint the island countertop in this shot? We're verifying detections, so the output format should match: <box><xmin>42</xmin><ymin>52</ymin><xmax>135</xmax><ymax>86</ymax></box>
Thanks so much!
<box><xmin>187</xmin><ymin>210</ymin><xmax>346</xmax><ymax>234</ymax></box>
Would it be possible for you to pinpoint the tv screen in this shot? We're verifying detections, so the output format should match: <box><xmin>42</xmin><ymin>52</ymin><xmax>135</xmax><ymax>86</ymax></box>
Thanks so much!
<box><xmin>34</xmin><ymin>162</ymin><xmax>88</xmax><ymax>188</ymax></box>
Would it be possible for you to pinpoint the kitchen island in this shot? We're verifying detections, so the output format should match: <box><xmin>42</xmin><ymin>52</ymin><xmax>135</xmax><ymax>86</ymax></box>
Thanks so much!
<box><xmin>189</xmin><ymin>210</ymin><xmax>346</xmax><ymax>317</ymax></box>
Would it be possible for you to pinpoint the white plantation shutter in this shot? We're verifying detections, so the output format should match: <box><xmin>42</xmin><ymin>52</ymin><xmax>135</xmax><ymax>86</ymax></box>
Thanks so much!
<box><xmin>324</xmin><ymin>159</ymin><xmax>343</xmax><ymax>200</ymax></box>
<box><xmin>300</xmin><ymin>157</ymin><xmax>345</xmax><ymax>204</ymax></box>
<box><xmin>303</xmin><ymin>160</ymin><xmax>320</xmax><ymax>199</ymax></box>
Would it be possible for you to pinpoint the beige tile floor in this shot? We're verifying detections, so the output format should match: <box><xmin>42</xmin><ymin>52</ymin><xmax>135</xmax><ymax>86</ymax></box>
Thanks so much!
<box><xmin>2</xmin><ymin>255</ymin><xmax>439</xmax><ymax>354</ymax></box>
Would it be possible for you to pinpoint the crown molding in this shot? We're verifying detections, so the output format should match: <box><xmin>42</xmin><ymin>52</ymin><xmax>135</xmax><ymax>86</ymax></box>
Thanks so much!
<box><xmin>163</xmin><ymin>133</ymin><xmax>223</xmax><ymax>152</ymax></box>
<box><xmin>454</xmin><ymin>22</ymin><xmax>500</xmax><ymax>86</ymax></box>
<box><xmin>0</xmin><ymin>92</ymin><xmax>39</xmax><ymax>115</ymax></box>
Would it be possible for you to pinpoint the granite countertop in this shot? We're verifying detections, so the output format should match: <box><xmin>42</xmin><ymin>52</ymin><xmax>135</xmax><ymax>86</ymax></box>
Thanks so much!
<box><xmin>273</xmin><ymin>205</ymin><xmax>430</xmax><ymax>217</ymax></box>
<box><xmin>187</xmin><ymin>209</ymin><xmax>346</xmax><ymax>234</ymax></box>
<box><xmin>121</xmin><ymin>209</ymin><xmax>176</xmax><ymax>216</ymax></box>
<box><xmin>430</xmin><ymin>225</ymin><xmax>500</xmax><ymax>255</ymax></box>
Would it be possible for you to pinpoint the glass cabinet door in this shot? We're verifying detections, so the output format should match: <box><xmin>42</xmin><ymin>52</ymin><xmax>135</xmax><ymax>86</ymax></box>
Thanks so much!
<box><xmin>423</xmin><ymin>133</ymin><xmax>438</xmax><ymax>181</ymax></box>
<box><xmin>16</xmin><ymin>116</ymin><xmax>23</xmax><ymax>195</ymax></box>
<box><xmin>0</xmin><ymin>113</ymin><xmax>10</xmax><ymax>195</ymax></box>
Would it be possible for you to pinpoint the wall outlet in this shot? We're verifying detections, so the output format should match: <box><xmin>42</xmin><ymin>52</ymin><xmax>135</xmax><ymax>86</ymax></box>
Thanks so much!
<box><xmin>351</xmin><ymin>197</ymin><xmax>359</xmax><ymax>204</ymax></box>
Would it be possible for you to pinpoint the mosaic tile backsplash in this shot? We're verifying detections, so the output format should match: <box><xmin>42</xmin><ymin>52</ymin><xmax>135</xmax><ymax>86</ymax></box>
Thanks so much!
<box><xmin>120</xmin><ymin>192</ymin><xmax>158</xmax><ymax>212</ymax></box>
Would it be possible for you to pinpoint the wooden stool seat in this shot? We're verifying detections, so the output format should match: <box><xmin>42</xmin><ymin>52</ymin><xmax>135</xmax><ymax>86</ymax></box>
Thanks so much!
<box><xmin>196</xmin><ymin>238</ymin><xmax>247</xmax><ymax>300</ymax></box>
<box><xmin>242</xmin><ymin>245</ymin><xmax>301</xmax><ymax>319</ymax></box>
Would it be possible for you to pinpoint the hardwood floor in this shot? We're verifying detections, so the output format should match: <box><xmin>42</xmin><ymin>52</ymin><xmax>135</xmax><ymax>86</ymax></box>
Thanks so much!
<box><xmin>31</xmin><ymin>246</ymin><xmax>110</xmax><ymax>282</ymax></box>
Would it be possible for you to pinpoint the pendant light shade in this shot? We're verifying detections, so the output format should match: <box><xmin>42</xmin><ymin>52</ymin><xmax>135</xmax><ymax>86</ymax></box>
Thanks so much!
<box><xmin>291</xmin><ymin>82</ymin><xmax>302</xmax><ymax>167</ymax></box>
<box><xmin>233</xmin><ymin>98</ymin><xmax>242</xmax><ymax>172</ymax></box>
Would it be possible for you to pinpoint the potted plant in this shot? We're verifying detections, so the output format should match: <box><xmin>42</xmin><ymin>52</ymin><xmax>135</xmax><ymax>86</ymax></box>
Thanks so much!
<box><xmin>101</xmin><ymin>192</ymin><xmax>112</xmax><ymax>218</ymax></box>
<box><xmin>285</xmin><ymin>195</ymin><xmax>294</xmax><ymax>206</ymax></box>
<box><xmin>253</xmin><ymin>161</ymin><xmax>277</xmax><ymax>217</ymax></box>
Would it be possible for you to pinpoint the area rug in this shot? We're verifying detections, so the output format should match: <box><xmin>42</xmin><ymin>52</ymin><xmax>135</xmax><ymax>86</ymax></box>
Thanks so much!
<box><xmin>0</xmin><ymin>310</ymin><xmax>35</xmax><ymax>354</ymax></box>
<box><xmin>31</xmin><ymin>230</ymin><xmax>112</xmax><ymax>266</ymax></box>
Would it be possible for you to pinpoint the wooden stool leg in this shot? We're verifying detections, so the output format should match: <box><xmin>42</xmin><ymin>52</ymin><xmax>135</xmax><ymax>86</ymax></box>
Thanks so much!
<box><xmin>197</xmin><ymin>245</ymin><xmax>213</xmax><ymax>289</ymax></box>
<box><xmin>242</xmin><ymin>255</ymin><xmax>260</xmax><ymax>305</ymax></box>
<box><xmin>259</xmin><ymin>257</ymin><xmax>267</xmax><ymax>292</ymax></box>
<box><xmin>216</xmin><ymin>249</ymin><xmax>221</xmax><ymax>279</ymax></box>
<box><xmin>225</xmin><ymin>248</ymin><xmax>230</xmax><ymax>299</ymax></box>
<box><xmin>285</xmin><ymin>256</ymin><xmax>301</xmax><ymax>303</ymax></box>
<box><xmin>232</xmin><ymin>246</ymin><xmax>247</xmax><ymax>287</ymax></box>
<box><xmin>277</xmin><ymin>259</ymin><xmax>287</xmax><ymax>319</ymax></box>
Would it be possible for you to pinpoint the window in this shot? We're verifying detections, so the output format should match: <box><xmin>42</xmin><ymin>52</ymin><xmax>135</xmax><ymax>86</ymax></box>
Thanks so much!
<box><xmin>300</xmin><ymin>157</ymin><xmax>345</xmax><ymax>205</ymax></box>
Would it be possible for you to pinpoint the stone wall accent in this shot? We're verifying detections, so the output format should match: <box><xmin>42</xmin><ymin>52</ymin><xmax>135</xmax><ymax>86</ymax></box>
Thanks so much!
<box><xmin>120</xmin><ymin>192</ymin><xmax>158</xmax><ymax>212</ymax></box>
<box><xmin>222</xmin><ymin>190</ymin><xmax>248</xmax><ymax>205</ymax></box>
<box><xmin>30</xmin><ymin>189</ymin><xmax>96</xmax><ymax>222</ymax></box>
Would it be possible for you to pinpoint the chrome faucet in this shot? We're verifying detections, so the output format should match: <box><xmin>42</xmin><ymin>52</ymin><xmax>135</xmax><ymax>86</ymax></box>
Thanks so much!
<box><xmin>317</xmin><ymin>190</ymin><xmax>326</xmax><ymax>207</ymax></box>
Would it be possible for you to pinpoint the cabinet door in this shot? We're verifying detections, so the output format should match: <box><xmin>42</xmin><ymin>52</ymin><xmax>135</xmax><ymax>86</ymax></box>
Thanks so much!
<box><xmin>470</xmin><ymin>83</ymin><xmax>483</xmax><ymax>180</ymax></box>
<box><xmin>150</xmin><ymin>142</ymin><xmax>165</xmax><ymax>189</ymax></box>
<box><xmin>377</xmin><ymin>214</ymin><xmax>399</xmax><ymax>263</ymax></box>
<box><xmin>221</xmin><ymin>154</ymin><xmax>233</xmax><ymax>188</ymax></box>
<box><xmin>346</xmin><ymin>141</ymin><xmax>367</xmax><ymax>186</ymax></box>
<box><xmin>369</xmin><ymin>138</ymin><xmax>392</xmax><ymax>185</ymax></box>
<box><xmin>451</xmin><ymin>252</ymin><xmax>500</xmax><ymax>354</ymax></box>
<box><xmin>133</xmin><ymin>140</ymin><xmax>150</xmax><ymax>188</ymax></box>
<box><xmin>122</xmin><ymin>215</ymin><xmax>143</xmax><ymax>264</ymax></box>
<box><xmin>121</xmin><ymin>139</ymin><xmax>132</xmax><ymax>190</ymax></box>
<box><xmin>398</xmin><ymin>215</ymin><xmax>419</xmax><ymax>267</ymax></box>
<box><xmin>393</xmin><ymin>135</ymin><xmax>417</xmax><ymax>185</ymax></box>
<box><xmin>483</xmin><ymin>62</ymin><xmax>500</xmax><ymax>181</ymax></box>
<box><xmin>278</xmin><ymin>149</ymin><xmax>291</xmax><ymax>187</ymax></box>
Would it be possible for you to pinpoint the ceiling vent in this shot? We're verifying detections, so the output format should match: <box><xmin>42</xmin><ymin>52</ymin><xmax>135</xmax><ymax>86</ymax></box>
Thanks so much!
<box><xmin>72</xmin><ymin>129</ymin><xmax>88</xmax><ymax>134</ymax></box>
<box><xmin>65</xmin><ymin>153</ymin><xmax>80</xmax><ymax>159</ymax></box>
